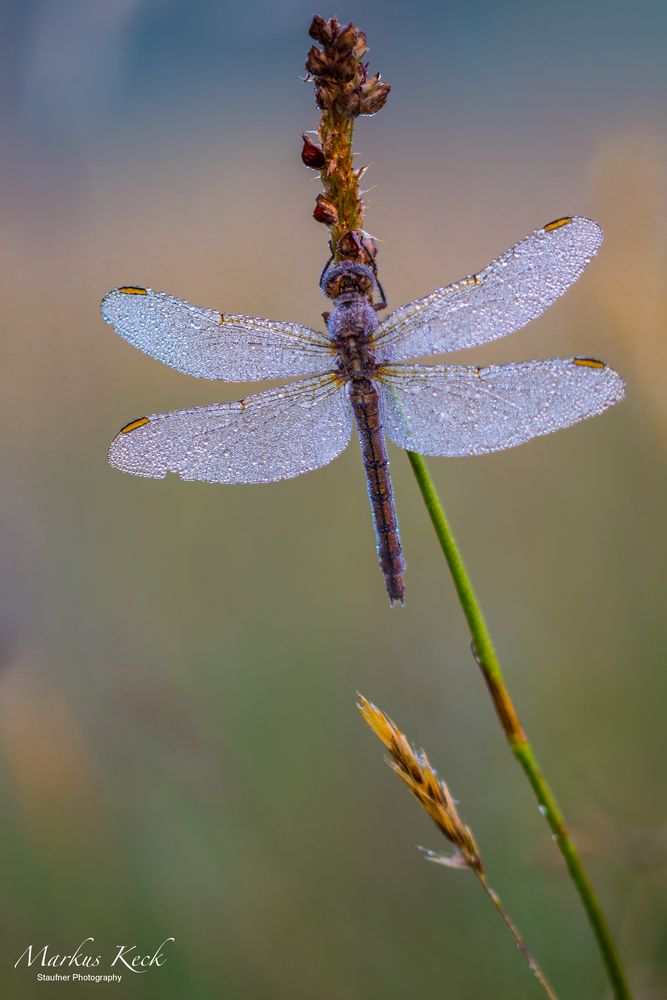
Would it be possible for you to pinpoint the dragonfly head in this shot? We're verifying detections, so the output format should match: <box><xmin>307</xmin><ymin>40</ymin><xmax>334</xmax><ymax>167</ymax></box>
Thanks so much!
<box><xmin>320</xmin><ymin>262</ymin><xmax>376</xmax><ymax>303</ymax></box>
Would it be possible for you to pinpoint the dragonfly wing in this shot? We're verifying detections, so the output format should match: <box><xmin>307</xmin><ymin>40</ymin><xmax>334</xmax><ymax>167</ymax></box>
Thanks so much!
<box><xmin>379</xmin><ymin>359</ymin><xmax>624</xmax><ymax>456</ymax></box>
<box><xmin>109</xmin><ymin>374</ymin><xmax>352</xmax><ymax>482</ymax></box>
<box><xmin>375</xmin><ymin>217</ymin><xmax>603</xmax><ymax>362</ymax></box>
<box><xmin>101</xmin><ymin>286</ymin><xmax>335</xmax><ymax>380</ymax></box>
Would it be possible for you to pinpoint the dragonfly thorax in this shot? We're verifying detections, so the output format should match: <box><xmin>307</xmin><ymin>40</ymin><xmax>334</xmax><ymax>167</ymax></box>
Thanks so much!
<box><xmin>328</xmin><ymin>289</ymin><xmax>379</xmax><ymax>381</ymax></box>
<box><xmin>322</xmin><ymin>262</ymin><xmax>380</xmax><ymax>379</ymax></box>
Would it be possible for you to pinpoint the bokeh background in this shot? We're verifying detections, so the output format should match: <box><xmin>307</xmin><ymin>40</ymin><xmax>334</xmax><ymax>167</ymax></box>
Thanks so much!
<box><xmin>1</xmin><ymin>1</ymin><xmax>666</xmax><ymax>997</ymax></box>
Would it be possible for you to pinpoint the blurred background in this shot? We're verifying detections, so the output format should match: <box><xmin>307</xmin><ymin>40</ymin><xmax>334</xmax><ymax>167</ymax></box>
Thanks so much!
<box><xmin>1</xmin><ymin>1</ymin><xmax>666</xmax><ymax>997</ymax></box>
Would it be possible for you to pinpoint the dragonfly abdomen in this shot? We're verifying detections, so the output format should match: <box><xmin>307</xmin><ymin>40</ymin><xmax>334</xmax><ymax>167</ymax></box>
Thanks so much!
<box><xmin>348</xmin><ymin>378</ymin><xmax>405</xmax><ymax>605</ymax></box>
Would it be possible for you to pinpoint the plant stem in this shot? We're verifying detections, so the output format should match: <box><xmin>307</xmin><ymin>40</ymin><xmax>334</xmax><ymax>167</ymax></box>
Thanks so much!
<box><xmin>318</xmin><ymin>111</ymin><xmax>363</xmax><ymax>259</ymax></box>
<box><xmin>475</xmin><ymin>872</ymin><xmax>559</xmax><ymax>1000</ymax></box>
<box><xmin>406</xmin><ymin>450</ymin><xmax>632</xmax><ymax>1000</ymax></box>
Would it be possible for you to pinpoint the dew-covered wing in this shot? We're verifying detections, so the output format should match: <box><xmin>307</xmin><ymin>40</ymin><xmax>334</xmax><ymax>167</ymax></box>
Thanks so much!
<box><xmin>374</xmin><ymin>217</ymin><xmax>603</xmax><ymax>362</ymax></box>
<box><xmin>109</xmin><ymin>375</ymin><xmax>352</xmax><ymax>483</ymax></box>
<box><xmin>101</xmin><ymin>286</ymin><xmax>335</xmax><ymax>380</ymax></box>
<box><xmin>379</xmin><ymin>358</ymin><xmax>624</xmax><ymax>456</ymax></box>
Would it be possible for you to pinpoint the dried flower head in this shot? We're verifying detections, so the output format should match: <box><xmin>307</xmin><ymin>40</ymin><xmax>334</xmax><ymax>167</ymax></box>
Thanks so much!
<box><xmin>306</xmin><ymin>18</ymin><xmax>377</xmax><ymax>119</ymax></box>
<box><xmin>356</xmin><ymin>694</ymin><xmax>559</xmax><ymax>998</ymax></box>
<box><xmin>305</xmin><ymin>15</ymin><xmax>391</xmax><ymax>266</ymax></box>
<box><xmin>357</xmin><ymin>694</ymin><xmax>483</xmax><ymax>872</ymax></box>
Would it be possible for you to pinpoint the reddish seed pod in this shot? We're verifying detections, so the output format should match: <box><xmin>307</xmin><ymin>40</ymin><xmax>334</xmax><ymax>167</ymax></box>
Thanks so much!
<box><xmin>301</xmin><ymin>134</ymin><xmax>326</xmax><ymax>170</ymax></box>
<box><xmin>313</xmin><ymin>194</ymin><xmax>338</xmax><ymax>226</ymax></box>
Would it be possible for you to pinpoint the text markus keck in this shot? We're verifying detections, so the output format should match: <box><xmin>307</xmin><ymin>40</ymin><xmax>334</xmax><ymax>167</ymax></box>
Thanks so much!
<box><xmin>14</xmin><ymin>937</ymin><xmax>175</xmax><ymax>973</ymax></box>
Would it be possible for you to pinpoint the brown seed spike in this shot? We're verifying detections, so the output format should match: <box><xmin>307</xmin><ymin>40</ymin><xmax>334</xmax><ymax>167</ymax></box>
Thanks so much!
<box><xmin>305</xmin><ymin>15</ymin><xmax>390</xmax><ymax>262</ymax></box>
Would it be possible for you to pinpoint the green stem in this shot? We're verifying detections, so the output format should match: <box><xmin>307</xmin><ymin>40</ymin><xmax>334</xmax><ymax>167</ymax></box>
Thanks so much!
<box><xmin>406</xmin><ymin>450</ymin><xmax>632</xmax><ymax>1000</ymax></box>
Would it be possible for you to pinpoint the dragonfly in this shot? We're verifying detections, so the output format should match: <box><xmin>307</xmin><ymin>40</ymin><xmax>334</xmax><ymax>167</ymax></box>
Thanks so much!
<box><xmin>102</xmin><ymin>215</ymin><xmax>624</xmax><ymax>605</ymax></box>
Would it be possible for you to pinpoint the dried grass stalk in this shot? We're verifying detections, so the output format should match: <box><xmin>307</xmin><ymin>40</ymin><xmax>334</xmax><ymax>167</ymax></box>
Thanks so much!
<box><xmin>357</xmin><ymin>694</ymin><xmax>558</xmax><ymax>1000</ymax></box>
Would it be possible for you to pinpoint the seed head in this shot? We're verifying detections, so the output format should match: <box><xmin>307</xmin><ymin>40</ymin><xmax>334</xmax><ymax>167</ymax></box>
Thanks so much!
<box><xmin>357</xmin><ymin>694</ymin><xmax>483</xmax><ymax>873</ymax></box>
<box><xmin>306</xmin><ymin>15</ymin><xmax>389</xmax><ymax>121</ymax></box>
